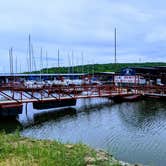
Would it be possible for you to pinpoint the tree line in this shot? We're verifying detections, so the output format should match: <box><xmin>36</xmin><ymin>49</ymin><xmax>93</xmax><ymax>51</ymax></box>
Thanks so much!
<box><xmin>26</xmin><ymin>62</ymin><xmax>166</xmax><ymax>74</ymax></box>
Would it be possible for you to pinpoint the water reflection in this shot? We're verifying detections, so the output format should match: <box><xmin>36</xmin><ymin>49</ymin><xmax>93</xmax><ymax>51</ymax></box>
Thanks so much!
<box><xmin>1</xmin><ymin>98</ymin><xmax>166</xmax><ymax>166</ymax></box>
<box><xmin>117</xmin><ymin>101</ymin><xmax>166</xmax><ymax>132</ymax></box>
<box><xmin>0</xmin><ymin>117</ymin><xmax>22</xmax><ymax>133</ymax></box>
<box><xmin>21</xmin><ymin>100</ymin><xmax>166</xmax><ymax>166</ymax></box>
<box><xmin>18</xmin><ymin>97</ymin><xmax>110</xmax><ymax>127</ymax></box>
<box><xmin>34</xmin><ymin>107</ymin><xmax>77</xmax><ymax>125</ymax></box>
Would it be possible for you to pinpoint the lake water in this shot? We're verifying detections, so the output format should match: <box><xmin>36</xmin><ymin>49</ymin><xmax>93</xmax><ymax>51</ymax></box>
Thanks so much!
<box><xmin>4</xmin><ymin>98</ymin><xmax>166</xmax><ymax>166</ymax></box>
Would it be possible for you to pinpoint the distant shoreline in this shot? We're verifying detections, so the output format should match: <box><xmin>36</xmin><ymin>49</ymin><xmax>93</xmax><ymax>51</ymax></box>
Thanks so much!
<box><xmin>24</xmin><ymin>62</ymin><xmax>166</xmax><ymax>74</ymax></box>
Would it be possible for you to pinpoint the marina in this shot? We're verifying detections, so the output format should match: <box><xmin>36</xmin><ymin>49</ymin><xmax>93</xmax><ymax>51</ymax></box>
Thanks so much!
<box><xmin>0</xmin><ymin>67</ymin><xmax>165</xmax><ymax>166</ymax></box>
<box><xmin>1</xmin><ymin>1</ymin><xmax>166</xmax><ymax>165</ymax></box>
<box><xmin>16</xmin><ymin>99</ymin><xmax>166</xmax><ymax>166</ymax></box>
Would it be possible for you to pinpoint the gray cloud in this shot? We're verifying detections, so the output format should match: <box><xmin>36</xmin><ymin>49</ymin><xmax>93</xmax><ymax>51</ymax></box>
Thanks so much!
<box><xmin>0</xmin><ymin>0</ymin><xmax>166</xmax><ymax>72</ymax></box>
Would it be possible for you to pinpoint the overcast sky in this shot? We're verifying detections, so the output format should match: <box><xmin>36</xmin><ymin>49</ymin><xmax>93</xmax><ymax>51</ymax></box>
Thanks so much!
<box><xmin>0</xmin><ymin>0</ymin><xmax>166</xmax><ymax>72</ymax></box>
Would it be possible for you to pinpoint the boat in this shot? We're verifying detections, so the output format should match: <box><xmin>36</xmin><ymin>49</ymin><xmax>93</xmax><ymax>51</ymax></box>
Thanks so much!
<box><xmin>143</xmin><ymin>94</ymin><xmax>166</xmax><ymax>101</ymax></box>
<box><xmin>112</xmin><ymin>94</ymin><xmax>141</xmax><ymax>103</ymax></box>
<box><xmin>121</xmin><ymin>94</ymin><xmax>142</xmax><ymax>102</ymax></box>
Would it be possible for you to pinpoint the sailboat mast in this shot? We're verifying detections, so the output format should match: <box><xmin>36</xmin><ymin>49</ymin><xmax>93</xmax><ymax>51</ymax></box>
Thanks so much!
<box><xmin>9</xmin><ymin>48</ymin><xmax>11</xmax><ymax>75</ymax></box>
<box><xmin>28</xmin><ymin>34</ymin><xmax>32</xmax><ymax>72</ymax></box>
<box><xmin>81</xmin><ymin>52</ymin><xmax>84</xmax><ymax>73</ymax></box>
<box><xmin>9</xmin><ymin>47</ymin><xmax>14</xmax><ymax>75</ymax></box>
<box><xmin>72</xmin><ymin>50</ymin><xmax>74</xmax><ymax>73</ymax></box>
<box><xmin>67</xmin><ymin>53</ymin><xmax>71</xmax><ymax>74</ymax></box>
<box><xmin>58</xmin><ymin>48</ymin><xmax>60</xmax><ymax>68</ymax></box>
<box><xmin>40</xmin><ymin>48</ymin><xmax>43</xmax><ymax>71</ymax></box>
<box><xmin>15</xmin><ymin>54</ymin><xmax>17</xmax><ymax>74</ymax></box>
<box><xmin>40</xmin><ymin>47</ymin><xmax>43</xmax><ymax>81</ymax></box>
<box><xmin>114</xmin><ymin>28</ymin><xmax>117</xmax><ymax>64</ymax></box>
<box><xmin>31</xmin><ymin>44</ymin><xmax>37</xmax><ymax>71</ymax></box>
<box><xmin>46</xmin><ymin>50</ymin><xmax>48</xmax><ymax>74</ymax></box>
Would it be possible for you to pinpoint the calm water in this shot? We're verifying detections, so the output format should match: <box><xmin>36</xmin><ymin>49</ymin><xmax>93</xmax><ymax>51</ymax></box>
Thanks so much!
<box><xmin>12</xmin><ymin>99</ymin><xmax>166</xmax><ymax>166</ymax></box>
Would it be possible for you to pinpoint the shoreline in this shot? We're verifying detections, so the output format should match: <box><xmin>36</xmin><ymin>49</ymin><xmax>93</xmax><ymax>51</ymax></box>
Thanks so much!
<box><xmin>0</xmin><ymin>131</ymin><xmax>142</xmax><ymax>166</ymax></box>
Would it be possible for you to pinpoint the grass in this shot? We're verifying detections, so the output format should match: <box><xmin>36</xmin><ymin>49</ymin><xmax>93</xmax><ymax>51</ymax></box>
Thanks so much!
<box><xmin>0</xmin><ymin>131</ymin><xmax>122</xmax><ymax>166</ymax></box>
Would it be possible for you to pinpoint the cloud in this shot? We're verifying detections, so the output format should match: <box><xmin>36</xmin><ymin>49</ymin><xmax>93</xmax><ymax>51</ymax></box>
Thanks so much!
<box><xmin>145</xmin><ymin>26</ymin><xmax>166</xmax><ymax>43</ymax></box>
<box><xmin>0</xmin><ymin>0</ymin><xmax>166</xmax><ymax>72</ymax></box>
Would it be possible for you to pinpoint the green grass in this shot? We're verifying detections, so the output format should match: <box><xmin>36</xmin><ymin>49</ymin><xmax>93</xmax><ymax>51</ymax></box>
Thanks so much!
<box><xmin>0</xmin><ymin>131</ymin><xmax>121</xmax><ymax>166</ymax></box>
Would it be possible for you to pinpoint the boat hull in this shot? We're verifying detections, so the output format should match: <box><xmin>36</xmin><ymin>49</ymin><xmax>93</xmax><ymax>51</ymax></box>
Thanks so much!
<box><xmin>112</xmin><ymin>95</ymin><xmax>141</xmax><ymax>103</ymax></box>
<box><xmin>143</xmin><ymin>94</ymin><xmax>166</xmax><ymax>101</ymax></box>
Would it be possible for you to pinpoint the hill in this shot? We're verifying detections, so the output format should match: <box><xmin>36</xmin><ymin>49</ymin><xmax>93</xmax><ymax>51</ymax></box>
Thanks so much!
<box><xmin>28</xmin><ymin>62</ymin><xmax>166</xmax><ymax>74</ymax></box>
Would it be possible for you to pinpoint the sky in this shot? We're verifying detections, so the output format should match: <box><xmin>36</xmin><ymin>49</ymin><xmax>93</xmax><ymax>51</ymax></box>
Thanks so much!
<box><xmin>0</xmin><ymin>0</ymin><xmax>166</xmax><ymax>72</ymax></box>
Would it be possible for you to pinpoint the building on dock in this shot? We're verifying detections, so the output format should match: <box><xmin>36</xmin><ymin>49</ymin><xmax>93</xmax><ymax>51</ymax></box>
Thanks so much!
<box><xmin>115</xmin><ymin>66</ymin><xmax>166</xmax><ymax>86</ymax></box>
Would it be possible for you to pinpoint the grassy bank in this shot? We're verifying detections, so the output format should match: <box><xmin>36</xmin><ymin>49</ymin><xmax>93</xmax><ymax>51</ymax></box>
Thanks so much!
<box><xmin>26</xmin><ymin>62</ymin><xmax>166</xmax><ymax>74</ymax></box>
<box><xmin>0</xmin><ymin>131</ymin><xmax>122</xmax><ymax>166</ymax></box>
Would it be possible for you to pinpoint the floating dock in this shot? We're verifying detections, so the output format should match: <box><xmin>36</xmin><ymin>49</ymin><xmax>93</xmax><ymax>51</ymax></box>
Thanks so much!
<box><xmin>0</xmin><ymin>83</ymin><xmax>165</xmax><ymax>118</ymax></box>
